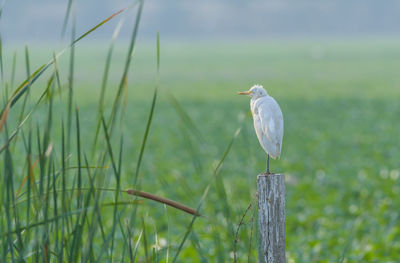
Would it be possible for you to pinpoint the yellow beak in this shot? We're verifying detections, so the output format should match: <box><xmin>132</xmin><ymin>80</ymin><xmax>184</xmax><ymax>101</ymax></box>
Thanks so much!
<box><xmin>237</xmin><ymin>90</ymin><xmax>252</xmax><ymax>95</ymax></box>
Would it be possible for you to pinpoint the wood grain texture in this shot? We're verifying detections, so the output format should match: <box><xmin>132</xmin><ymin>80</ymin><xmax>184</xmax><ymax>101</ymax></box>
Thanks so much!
<box><xmin>257</xmin><ymin>174</ymin><xmax>286</xmax><ymax>263</ymax></box>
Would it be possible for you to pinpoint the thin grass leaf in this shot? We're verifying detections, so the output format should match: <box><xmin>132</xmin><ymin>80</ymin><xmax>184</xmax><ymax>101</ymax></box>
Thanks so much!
<box><xmin>7</xmin><ymin>64</ymin><xmax>46</xmax><ymax>109</ymax></box>
<box><xmin>164</xmin><ymin>205</ymin><xmax>170</xmax><ymax>263</ymax></box>
<box><xmin>153</xmin><ymin>224</ymin><xmax>159</xmax><ymax>263</ymax></box>
<box><xmin>61</xmin><ymin>0</ymin><xmax>73</xmax><ymax>38</ymax></box>
<box><xmin>110</xmin><ymin>135</ymin><xmax>124</xmax><ymax>256</ymax></box>
<box><xmin>133</xmin><ymin>86</ymin><xmax>157</xmax><ymax>185</ymax></box>
<box><xmin>133</xmin><ymin>27</ymin><xmax>157</xmax><ymax>186</ymax></box>
<box><xmin>141</xmin><ymin>216</ymin><xmax>150</xmax><ymax>262</ymax></box>
<box><xmin>52</xmin><ymin>52</ymin><xmax>63</xmax><ymax>101</ymax></box>
<box><xmin>0</xmin><ymin>83</ymin><xmax>54</xmax><ymax>154</ymax></box>
<box><xmin>101</xmin><ymin>200</ymin><xmax>142</xmax><ymax>207</ymax></box>
<box><xmin>15</xmin><ymin>150</ymin><xmax>41</xmax><ymax>199</ymax></box>
<box><xmin>100</xmin><ymin>117</ymin><xmax>118</xmax><ymax>175</ymax></box>
<box><xmin>180</xmin><ymin>124</ymin><xmax>203</xmax><ymax>177</ymax></box>
<box><xmin>3</xmin><ymin>122</ymin><xmax>16</xmax><ymax>261</ymax></box>
<box><xmin>107</xmin><ymin>0</ymin><xmax>144</xmax><ymax>129</ymax></box>
<box><xmin>91</xmin><ymin>19</ymin><xmax>124</xmax><ymax>157</ymax></box>
<box><xmin>81</xmin><ymin>156</ymin><xmax>102</xmax><ymax>262</ymax></box>
<box><xmin>66</xmin><ymin>20</ymin><xmax>75</xmax><ymax>155</ymax></box>
<box><xmin>2</xmin><ymin>6</ymin><xmax>129</xmax><ymax>113</ymax></box>
<box><xmin>167</xmin><ymin>92</ymin><xmax>204</xmax><ymax>143</ymax></box>
<box><xmin>0</xmin><ymin>36</ymin><xmax>3</xmax><ymax>82</ymax></box>
<box><xmin>118</xmin><ymin>214</ymin><xmax>130</xmax><ymax>261</ymax></box>
<box><xmin>99</xmin><ymin>116</ymin><xmax>122</xmax><ymax>261</ymax></box>
<box><xmin>73</xmin><ymin>6</ymin><xmax>131</xmax><ymax>45</ymax></box>
<box><xmin>10</xmin><ymin>51</ymin><xmax>16</xmax><ymax>89</ymax></box>
<box><xmin>17</xmin><ymin>45</ymin><xmax>32</xmax><ymax>123</ymax></box>
<box><xmin>60</xmin><ymin>120</ymin><xmax>66</xmax><ymax>263</ymax></box>
<box><xmin>24</xmin><ymin>129</ymin><xmax>32</xmax><ymax>249</ymax></box>
<box><xmin>42</xmin><ymin>158</ymin><xmax>52</xmax><ymax>263</ymax></box>
<box><xmin>75</xmin><ymin>107</ymin><xmax>82</xmax><ymax>209</ymax></box>
<box><xmin>132</xmin><ymin>230</ymin><xmax>143</xmax><ymax>262</ymax></box>
<box><xmin>172</xmin><ymin>128</ymin><xmax>242</xmax><ymax>263</ymax></box>
<box><xmin>0</xmin><ymin>101</ymin><xmax>9</xmax><ymax>134</ymax></box>
<box><xmin>215</xmin><ymin>174</ymin><xmax>234</xmax><ymax>235</ymax></box>
<box><xmin>189</xmin><ymin>233</ymin><xmax>208</xmax><ymax>263</ymax></box>
<box><xmin>4</xmin><ymin>207</ymin><xmax>93</xmax><ymax>236</ymax></box>
<box><xmin>51</xmin><ymin>160</ymin><xmax>59</xmax><ymax>260</ymax></box>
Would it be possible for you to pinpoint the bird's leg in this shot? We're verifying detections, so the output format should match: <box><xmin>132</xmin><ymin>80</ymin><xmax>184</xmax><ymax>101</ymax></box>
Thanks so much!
<box><xmin>266</xmin><ymin>154</ymin><xmax>270</xmax><ymax>174</ymax></box>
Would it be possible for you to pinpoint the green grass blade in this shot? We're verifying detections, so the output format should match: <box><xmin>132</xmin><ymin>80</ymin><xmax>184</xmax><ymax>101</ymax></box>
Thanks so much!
<box><xmin>72</xmin><ymin>7</ymin><xmax>129</xmax><ymax>45</ymax></box>
<box><xmin>61</xmin><ymin>0</ymin><xmax>73</xmax><ymax>38</ymax></box>
<box><xmin>107</xmin><ymin>0</ymin><xmax>144</xmax><ymax>128</ymax></box>
<box><xmin>133</xmin><ymin>28</ymin><xmax>157</xmax><ymax>186</ymax></box>
<box><xmin>52</xmin><ymin>52</ymin><xmax>62</xmax><ymax>101</ymax></box>
<box><xmin>142</xmin><ymin>216</ymin><xmax>149</xmax><ymax>262</ymax></box>
<box><xmin>110</xmin><ymin>136</ymin><xmax>124</xmax><ymax>256</ymax></box>
<box><xmin>60</xmin><ymin>120</ymin><xmax>66</xmax><ymax>262</ymax></box>
<box><xmin>51</xmin><ymin>160</ymin><xmax>59</xmax><ymax>260</ymax></box>
<box><xmin>10</xmin><ymin>51</ymin><xmax>16</xmax><ymax>89</ymax></box>
<box><xmin>0</xmin><ymin>36</ymin><xmax>3</xmax><ymax>82</ymax></box>
<box><xmin>91</xmin><ymin>20</ymin><xmax>124</xmax><ymax>157</ymax></box>
<box><xmin>100</xmin><ymin>116</ymin><xmax>121</xmax><ymax>260</ymax></box>
<box><xmin>172</xmin><ymin>128</ymin><xmax>242</xmax><ymax>263</ymax></box>
<box><xmin>66</xmin><ymin>19</ymin><xmax>75</xmax><ymax>154</ymax></box>
<box><xmin>2</xmin><ymin>123</ymin><xmax>16</xmax><ymax>261</ymax></box>
<box><xmin>2</xmin><ymin>6</ymin><xmax>129</xmax><ymax>113</ymax></box>
<box><xmin>166</xmin><ymin>92</ymin><xmax>204</xmax><ymax>143</ymax></box>
<box><xmin>75</xmin><ymin>107</ymin><xmax>82</xmax><ymax>209</ymax></box>
<box><xmin>132</xmin><ymin>230</ymin><xmax>143</xmax><ymax>262</ymax></box>
<box><xmin>17</xmin><ymin>46</ymin><xmax>32</xmax><ymax>123</ymax></box>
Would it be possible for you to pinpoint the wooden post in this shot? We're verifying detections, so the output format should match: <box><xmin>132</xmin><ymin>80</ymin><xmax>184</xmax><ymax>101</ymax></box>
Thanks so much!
<box><xmin>257</xmin><ymin>174</ymin><xmax>286</xmax><ymax>263</ymax></box>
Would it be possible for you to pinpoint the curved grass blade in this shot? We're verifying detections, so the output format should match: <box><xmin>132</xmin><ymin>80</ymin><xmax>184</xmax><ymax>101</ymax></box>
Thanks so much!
<box><xmin>133</xmin><ymin>27</ymin><xmax>157</xmax><ymax>187</ymax></box>
<box><xmin>132</xmin><ymin>230</ymin><xmax>143</xmax><ymax>262</ymax></box>
<box><xmin>166</xmin><ymin>92</ymin><xmax>204</xmax><ymax>143</ymax></box>
<box><xmin>1</xmin><ymin>6</ymin><xmax>131</xmax><ymax>113</ymax></box>
<box><xmin>75</xmin><ymin>107</ymin><xmax>81</xmax><ymax>209</ymax></box>
<box><xmin>61</xmin><ymin>0</ymin><xmax>73</xmax><ymax>38</ymax></box>
<box><xmin>17</xmin><ymin>46</ymin><xmax>32</xmax><ymax>124</ymax></box>
<box><xmin>4</xmin><ymin>207</ymin><xmax>91</xmax><ymax>236</ymax></box>
<box><xmin>72</xmin><ymin>6</ymin><xmax>129</xmax><ymax>45</ymax></box>
<box><xmin>107</xmin><ymin>0</ymin><xmax>143</xmax><ymax>128</ymax></box>
<box><xmin>0</xmin><ymin>74</ymin><xmax>55</xmax><ymax>154</ymax></box>
<box><xmin>172</xmin><ymin>127</ymin><xmax>242</xmax><ymax>263</ymax></box>
<box><xmin>0</xmin><ymin>36</ymin><xmax>3</xmax><ymax>82</ymax></box>
<box><xmin>0</xmin><ymin>101</ymin><xmax>9</xmax><ymax>134</ymax></box>
<box><xmin>100</xmin><ymin>116</ymin><xmax>123</xmax><ymax>259</ymax></box>
<box><xmin>91</xmin><ymin>20</ymin><xmax>124</xmax><ymax>156</ymax></box>
<box><xmin>66</xmin><ymin>20</ymin><xmax>75</xmax><ymax>154</ymax></box>
<box><xmin>10</xmin><ymin>51</ymin><xmax>17</xmax><ymax>89</ymax></box>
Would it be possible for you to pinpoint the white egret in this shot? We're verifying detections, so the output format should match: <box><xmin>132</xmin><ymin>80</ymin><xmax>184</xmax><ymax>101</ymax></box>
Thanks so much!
<box><xmin>238</xmin><ymin>85</ymin><xmax>283</xmax><ymax>174</ymax></box>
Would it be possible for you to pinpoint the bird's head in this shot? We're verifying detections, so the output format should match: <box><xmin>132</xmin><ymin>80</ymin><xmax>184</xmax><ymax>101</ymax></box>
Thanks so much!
<box><xmin>238</xmin><ymin>85</ymin><xmax>268</xmax><ymax>98</ymax></box>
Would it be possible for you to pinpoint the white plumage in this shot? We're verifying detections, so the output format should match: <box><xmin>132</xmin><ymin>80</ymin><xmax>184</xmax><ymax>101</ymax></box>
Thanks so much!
<box><xmin>238</xmin><ymin>85</ymin><xmax>284</xmax><ymax>170</ymax></box>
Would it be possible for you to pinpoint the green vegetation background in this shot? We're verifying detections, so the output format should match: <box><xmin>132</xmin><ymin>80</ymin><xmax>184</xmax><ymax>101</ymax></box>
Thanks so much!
<box><xmin>2</xmin><ymin>39</ymin><xmax>400</xmax><ymax>262</ymax></box>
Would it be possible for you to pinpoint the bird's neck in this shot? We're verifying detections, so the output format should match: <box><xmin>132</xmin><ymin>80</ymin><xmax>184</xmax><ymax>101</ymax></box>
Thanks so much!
<box><xmin>251</xmin><ymin>95</ymin><xmax>267</xmax><ymax>101</ymax></box>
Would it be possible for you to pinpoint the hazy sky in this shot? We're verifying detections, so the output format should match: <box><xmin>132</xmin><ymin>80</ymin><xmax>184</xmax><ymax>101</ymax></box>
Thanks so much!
<box><xmin>1</xmin><ymin>0</ymin><xmax>400</xmax><ymax>44</ymax></box>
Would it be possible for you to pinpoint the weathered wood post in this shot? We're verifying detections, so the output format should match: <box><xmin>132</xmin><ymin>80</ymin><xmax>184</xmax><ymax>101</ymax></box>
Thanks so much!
<box><xmin>257</xmin><ymin>173</ymin><xmax>286</xmax><ymax>263</ymax></box>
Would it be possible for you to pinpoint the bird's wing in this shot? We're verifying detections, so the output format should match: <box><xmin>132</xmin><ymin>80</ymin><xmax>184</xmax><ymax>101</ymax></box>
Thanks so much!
<box><xmin>257</xmin><ymin>97</ymin><xmax>284</xmax><ymax>157</ymax></box>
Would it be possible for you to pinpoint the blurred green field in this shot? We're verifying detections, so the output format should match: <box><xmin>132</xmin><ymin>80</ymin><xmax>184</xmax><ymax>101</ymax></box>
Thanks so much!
<box><xmin>2</xmin><ymin>39</ymin><xmax>400</xmax><ymax>262</ymax></box>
